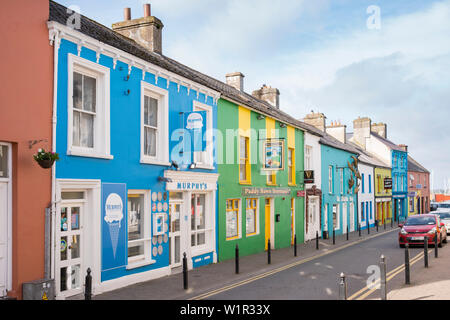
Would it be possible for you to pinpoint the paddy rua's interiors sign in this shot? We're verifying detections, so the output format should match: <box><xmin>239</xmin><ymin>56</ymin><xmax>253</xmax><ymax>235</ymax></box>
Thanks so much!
<box><xmin>242</xmin><ymin>187</ymin><xmax>291</xmax><ymax>197</ymax></box>
<box><xmin>384</xmin><ymin>178</ymin><xmax>393</xmax><ymax>189</ymax></box>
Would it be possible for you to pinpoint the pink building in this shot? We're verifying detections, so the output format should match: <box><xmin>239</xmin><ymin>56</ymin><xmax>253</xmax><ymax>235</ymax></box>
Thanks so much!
<box><xmin>408</xmin><ymin>156</ymin><xmax>430</xmax><ymax>214</ymax></box>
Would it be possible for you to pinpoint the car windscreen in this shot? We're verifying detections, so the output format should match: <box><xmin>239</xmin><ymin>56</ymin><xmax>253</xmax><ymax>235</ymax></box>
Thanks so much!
<box><xmin>405</xmin><ymin>216</ymin><xmax>436</xmax><ymax>226</ymax></box>
<box><xmin>438</xmin><ymin>204</ymin><xmax>450</xmax><ymax>208</ymax></box>
<box><xmin>438</xmin><ymin>212</ymin><xmax>450</xmax><ymax>219</ymax></box>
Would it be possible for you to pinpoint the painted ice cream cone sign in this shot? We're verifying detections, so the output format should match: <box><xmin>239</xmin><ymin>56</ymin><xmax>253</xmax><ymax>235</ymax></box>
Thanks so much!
<box><xmin>104</xmin><ymin>193</ymin><xmax>124</xmax><ymax>258</ymax></box>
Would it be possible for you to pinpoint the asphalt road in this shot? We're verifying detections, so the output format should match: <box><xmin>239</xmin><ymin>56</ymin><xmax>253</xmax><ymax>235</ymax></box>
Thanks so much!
<box><xmin>204</xmin><ymin>230</ymin><xmax>427</xmax><ymax>300</ymax></box>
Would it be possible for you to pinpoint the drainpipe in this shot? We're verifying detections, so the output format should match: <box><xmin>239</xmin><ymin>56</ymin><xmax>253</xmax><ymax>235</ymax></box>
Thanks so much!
<box><xmin>49</xmin><ymin>25</ymin><xmax>60</xmax><ymax>281</ymax></box>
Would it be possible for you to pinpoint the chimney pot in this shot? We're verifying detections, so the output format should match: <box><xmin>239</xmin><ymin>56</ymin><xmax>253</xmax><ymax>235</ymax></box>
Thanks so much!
<box><xmin>226</xmin><ymin>72</ymin><xmax>245</xmax><ymax>92</ymax></box>
<box><xmin>143</xmin><ymin>4</ymin><xmax>151</xmax><ymax>17</ymax></box>
<box><xmin>124</xmin><ymin>8</ymin><xmax>131</xmax><ymax>21</ymax></box>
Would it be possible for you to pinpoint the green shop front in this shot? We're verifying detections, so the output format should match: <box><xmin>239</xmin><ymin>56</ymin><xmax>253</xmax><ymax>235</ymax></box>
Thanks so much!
<box><xmin>217</xmin><ymin>98</ymin><xmax>305</xmax><ymax>261</ymax></box>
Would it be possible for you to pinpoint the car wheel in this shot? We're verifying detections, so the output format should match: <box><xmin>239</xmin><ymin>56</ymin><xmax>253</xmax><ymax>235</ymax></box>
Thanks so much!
<box><xmin>399</xmin><ymin>244</ymin><xmax>405</xmax><ymax>248</ymax></box>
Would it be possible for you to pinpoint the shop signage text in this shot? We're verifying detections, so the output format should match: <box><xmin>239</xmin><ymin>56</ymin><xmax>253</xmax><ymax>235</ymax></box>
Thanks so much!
<box><xmin>242</xmin><ymin>187</ymin><xmax>291</xmax><ymax>197</ymax></box>
<box><xmin>384</xmin><ymin>178</ymin><xmax>393</xmax><ymax>190</ymax></box>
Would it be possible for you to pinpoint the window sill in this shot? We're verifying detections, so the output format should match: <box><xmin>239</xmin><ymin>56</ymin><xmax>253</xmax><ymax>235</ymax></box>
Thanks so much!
<box><xmin>126</xmin><ymin>258</ymin><xmax>157</xmax><ymax>270</ymax></box>
<box><xmin>140</xmin><ymin>158</ymin><xmax>171</xmax><ymax>167</ymax></box>
<box><xmin>67</xmin><ymin>149</ymin><xmax>113</xmax><ymax>160</ymax></box>
<box><xmin>246</xmin><ymin>232</ymin><xmax>259</xmax><ymax>238</ymax></box>
<box><xmin>193</xmin><ymin>163</ymin><xmax>215</xmax><ymax>170</ymax></box>
<box><xmin>239</xmin><ymin>182</ymin><xmax>252</xmax><ymax>186</ymax></box>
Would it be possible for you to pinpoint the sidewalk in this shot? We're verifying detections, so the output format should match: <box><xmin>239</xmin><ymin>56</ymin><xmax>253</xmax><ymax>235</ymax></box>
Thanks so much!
<box><xmin>386</xmin><ymin>242</ymin><xmax>450</xmax><ymax>300</ymax></box>
<box><xmin>76</xmin><ymin>224</ymin><xmax>397</xmax><ymax>300</ymax></box>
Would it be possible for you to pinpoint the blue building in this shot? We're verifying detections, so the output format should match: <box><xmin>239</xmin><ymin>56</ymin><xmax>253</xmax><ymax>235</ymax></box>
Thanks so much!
<box><xmin>391</xmin><ymin>148</ymin><xmax>408</xmax><ymax>221</ymax></box>
<box><xmin>320</xmin><ymin>135</ymin><xmax>360</xmax><ymax>237</ymax></box>
<box><xmin>48</xmin><ymin>2</ymin><xmax>221</xmax><ymax>298</ymax></box>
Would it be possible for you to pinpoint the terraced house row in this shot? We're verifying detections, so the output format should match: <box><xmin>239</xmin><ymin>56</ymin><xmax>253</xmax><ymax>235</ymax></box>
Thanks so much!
<box><xmin>0</xmin><ymin>1</ymin><xmax>430</xmax><ymax>299</ymax></box>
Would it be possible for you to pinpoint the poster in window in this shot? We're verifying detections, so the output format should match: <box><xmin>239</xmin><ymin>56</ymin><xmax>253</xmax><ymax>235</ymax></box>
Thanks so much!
<box><xmin>263</xmin><ymin>139</ymin><xmax>285</xmax><ymax>171</ymax></box>
<box><xmin>226</xmin><ymin>212</ymin><xmax>238</xmax><ymax>238</ymax></box>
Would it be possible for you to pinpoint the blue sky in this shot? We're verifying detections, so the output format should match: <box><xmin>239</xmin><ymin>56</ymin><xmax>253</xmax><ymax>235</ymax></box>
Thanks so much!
<box><xmin>56</xmin><ymin>0</ymin><xmax>450</xmax><ymax>190</ymax></box>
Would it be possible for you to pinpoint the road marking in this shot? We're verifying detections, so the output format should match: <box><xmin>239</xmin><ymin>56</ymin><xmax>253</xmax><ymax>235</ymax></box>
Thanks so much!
<box><xmin>189</xmin><ymin>229</ymin><xmax>398</xmax><ymax>300</ymax></box>
<box><xmin>349</xmin><ymin>249</ymin><xmax>432</xmax><ymax>300</ymax></box>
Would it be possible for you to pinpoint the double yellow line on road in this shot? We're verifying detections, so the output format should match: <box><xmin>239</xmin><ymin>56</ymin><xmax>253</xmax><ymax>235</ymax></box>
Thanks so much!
<box><xmin>189</xmin><ymin>229</ymin><xmax>398</xmax><ymax>301</ymax></box>
<box><xmin>349</xmin><ymin>249</ymin><xmax>431</xmax><ymax>300</ymax></box>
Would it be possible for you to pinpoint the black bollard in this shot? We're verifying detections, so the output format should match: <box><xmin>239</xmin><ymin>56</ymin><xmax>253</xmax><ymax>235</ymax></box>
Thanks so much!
<box><xmin>405</xmin><ymin>243</ymin><xmax>410</xmax><ymax>285</ymax></box>
<box><xmin>435</xmin><ymin>230</ymin><xmax>439</xmax><ymax>258</ymax></box>
<box><xmin>294</xmin><ymin>235</ymin><xmax>297</xmax><ymax>257</ymax></box>
<box><xmin>380</xmin><ymin>255</ymin><xmax>387</xmax><ymax>300</ymax></box>
<box><xmin>384</xmin><ymin>220</ymin><xmax>386</xmax><ymax>230</ymax></box>
<box><xmin>333</xmin><ymin>228</ymin><xmax>336</xmax><ymax>245</ymax></box>
<box><xmin>391</xmin><ymin>218</ymin><xmax>393</xmax><ymax>229</ymax></box>
<box><xmin>183</xmin><ymin>252</ymin><xmax>188</xmax><ymax>290</ymax></box>
<box><xmin>268</xmin><ymin>239</ymin><xmax>271</xmax><ymax>264</ymax></box>
<box><xmin>424</xmin><ymin>236</ymin><xmax>429</xmax><ymax>268</ymax></box>
<box><xmin>235</xmin><ymin>244</ymin><xmax>239</xmax><ymax>274</ymax></box>
<box><xmin>84</xmin><ymin>268</ymin><xmax>92</xmax><ymax>300</ymax></box>
<box><xmin>376</xmin><ymin>220</ymin><xmax>379</xmax><ymax>233</ymax></box>
<box><xmin>368</xmin><ymin>222</ymin><xmax>370</xmax><ymax>235</ymax></box>
<box><xmin>338</xmin><ymin>273</ymin><xmax>347</xmax><ymax>300</ymax></box>
<box><xmin>316</xmin><ymin>231</ymin><xmax>319</xmax><ymax>250</ymax></box>
<box><xmin>359</xmin><ymin>223</ymin><xmax>361</xmax><ymax>237</ymax></box>
<box><xmin>346</xmin><ymin>225</ymin><xmax>349</xmax><ymax>241</ymax></box>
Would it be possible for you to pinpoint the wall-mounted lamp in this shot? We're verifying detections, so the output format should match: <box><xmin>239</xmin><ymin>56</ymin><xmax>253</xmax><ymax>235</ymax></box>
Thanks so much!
<box><xmin>124</xmin><ymin>89</ymin><xmax>131</xmax><ymax>96</ymax></box>
<box><xmin>157</xmin><ymin>176</ymin><xmax>173</xmax><ymax>183</ymax></box>
<box><xmin>279</xmin><ymin>123</ymin><xmax>287</xmax><ymax>128</ymax></box>
<box><xmin>257</xmin><ymin>114</ymin><xmax>265</xmax><ymax>120</ymax></box>
<box><xmin>190</xmin><ymin>163</ymin><xmax>197</xmax><ymax>169</ymax></box>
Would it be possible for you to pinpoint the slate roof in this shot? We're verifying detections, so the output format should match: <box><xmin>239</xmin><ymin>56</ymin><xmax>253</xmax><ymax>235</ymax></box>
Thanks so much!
<box><xmin>408</xmin><ymin>156</ymin><xmax>430</xmax><ymax>173</ymax></box>
<box><xmin>49</xmin><ymin>1</ymin><xmax>323</xmax><ymax>137</ymax></box>
<box><xmin>370</xmin><ymin>131</ymin><xmax>406</xmax><ymax>152</ymax></box>
<box><xmin>347</xmin><ymin>140</ymin><xmax>390</xmax><ymax>168</ymax></box>
<box><xmin>319</xmin><ymin>133</ymin><xmax>360</xmax><ymax>155</ymax></box>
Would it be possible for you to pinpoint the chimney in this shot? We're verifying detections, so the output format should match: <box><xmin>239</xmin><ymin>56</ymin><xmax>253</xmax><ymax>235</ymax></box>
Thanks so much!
<box><xmin>399</xmin><ymin>144</ymin><xmax>408</xmax><ymax>152</ymax></box>
<box><xmin>303</xmin><ymin>111</ymin><xmax>327</xmax><ymax>132</ymax></box>
<box><xmin>326</xmin><ymin>120</ymin><xmax>347</xmax><ymax>144</ymax></box>
<box><xmin>112</xmin><ymin>4</ymin><xmax>164</xmax><ymax>54</ymax></box>
<box><xmin>371</xmin><ymin>122</ymin><xmax>387</xmax><ymax>139</ymax></box>
<box><xmin>352</xmin><ymin>117</ymin><xmax>371</xmax><ymax>149</ymax></box>
<box><xmin>252</xmin><ymin>85</ymin><xmax>280</xmax><ymax>109</ymax></box>
<box><xmin>226</xmin><ymin>72</ymin><xmax>245</xmax><ymax>92</ymax></box>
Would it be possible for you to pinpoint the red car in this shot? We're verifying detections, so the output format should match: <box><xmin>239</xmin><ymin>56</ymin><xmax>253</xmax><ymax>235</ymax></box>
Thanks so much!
<box><xmin>398</xmin><ymin>214</ymin><xmax>448</xmax><ymax>248</ymax></box>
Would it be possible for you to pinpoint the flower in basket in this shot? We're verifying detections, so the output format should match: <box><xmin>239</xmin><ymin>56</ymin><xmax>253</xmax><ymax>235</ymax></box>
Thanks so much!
<box><xmin>33</xmin><ymin>148</ymin><xmax>59</xmax><ymax>168</ymax></box>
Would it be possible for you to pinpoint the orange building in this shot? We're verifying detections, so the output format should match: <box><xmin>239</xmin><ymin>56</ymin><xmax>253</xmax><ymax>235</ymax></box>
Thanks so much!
<box><xmin>0</xmin><ymin>0</ymin><xmax>53</xmax><ymax>299</ymax></box>
<box><xmin>435</xmin><ymin>194</ymin><xmax>450</xmax><ymax>203</ymax></box>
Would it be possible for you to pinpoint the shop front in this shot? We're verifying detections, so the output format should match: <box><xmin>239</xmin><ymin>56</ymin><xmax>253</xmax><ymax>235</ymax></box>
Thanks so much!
<box><xmin>164</xmin><ymin>170</ymin><xmax>219</xmax><ymax>270</ymax></box>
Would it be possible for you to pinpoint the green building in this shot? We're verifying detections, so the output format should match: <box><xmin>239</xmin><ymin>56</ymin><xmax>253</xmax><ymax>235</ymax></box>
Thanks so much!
<box><xmin>216</xmin><ymin>81</ymin><xmax>314</xmax><ymax>261</ymax></box>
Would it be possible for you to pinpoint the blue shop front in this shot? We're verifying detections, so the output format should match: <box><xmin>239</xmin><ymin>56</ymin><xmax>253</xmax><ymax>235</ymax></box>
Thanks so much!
<box><xmin>48</xmin><ymin>14</ymin><xmax>220</xmax><ymax>299</ymax></box>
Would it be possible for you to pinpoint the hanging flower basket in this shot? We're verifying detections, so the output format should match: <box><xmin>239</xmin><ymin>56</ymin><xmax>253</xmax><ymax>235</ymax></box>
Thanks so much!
<box><xmin>33</xmin><ymin>148</ymin><xmax>59</xmax><ymax>169</ymax></box>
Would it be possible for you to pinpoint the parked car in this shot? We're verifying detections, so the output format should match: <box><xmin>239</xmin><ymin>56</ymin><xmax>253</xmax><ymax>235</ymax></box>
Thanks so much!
<box><xmin>435</xmin><ymin>211</ymin><xmax>450</xmax><ymax>233</ymax></box>
<box><xmin>435</xmin><ymin>202</ymin><xmax>450</xmax><ymax>212</ymax></box>
<box><xmin>430</xmin><ymin>202</ymin><xmax>438</xmax><ymax>212</ymax></box>
<box><xmin>398</xmin><ymin>214</ymin><xmax>447</xmax><ymax>248</ymax></box>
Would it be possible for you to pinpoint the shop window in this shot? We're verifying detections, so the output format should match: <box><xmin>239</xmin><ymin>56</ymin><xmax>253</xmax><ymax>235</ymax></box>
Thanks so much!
<box><xmin>67</xmin><ymin>54</ymin><xmax>111</xmax><ymax>159</ymax></box>
<box><xmin>0</xmin><ymin>145</ymin><xmax>9</xmax><ymax>178</ymax></box>
<box><xmin>191</xmin><ymin>194</ymin><xmax>206</xmax><ymax>247</ymax></box>
<box><xmin>305</xmin><ymin>145</ymin><xmax>313</xmax><ymax>170</ymax></box>
<box><xmin>340</xmin><ymin>168</ymin><xmax>344</xmax><ymax>195</ymax></box>
<box><xmin>193</xmin><ymin>101</ymin><xmax>213</xmax><ymax>168</ymax></box>
<box><xmin>239</xmin><ymin>136</ymin><xmax>250</xmax><ymax>184</ymax></box>
<box><xmin>226</xmin><ymin>199</ymin><xmax>240</xmax><ymax>240</ymax></box>
<box><xmin>288</xmin><ymin>148</ymin><xmax>295</xmax><ymax>185</ymax></box>
<box><xmin>267</xmin><ymin>171</ymin><xmax>276</xmax><ymax>185</ymax></box>
<box><xmin>329</xmin><ymin>166</ymin><xmax>334</xmax><ymax>194</ymax></box>
<box><xmin>127</xmin><ymin>191</ymin><xmax>151</xmax><ymax>266</ymax></box>
<box><xmin>246</xmin><ymin>198</ymin><xmax>258</xmax><ymax>236</ymax></box>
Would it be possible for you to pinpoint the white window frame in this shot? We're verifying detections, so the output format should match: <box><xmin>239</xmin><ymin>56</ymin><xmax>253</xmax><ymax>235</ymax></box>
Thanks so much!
<box><xmin>126</xmin><ymin>189</ymin><xmax>155</xmax><ymax>269</ymax></box>
<box><xmin>140</xmin><ymin>81</ymin><xmax>170</xmax><ymax>166</ymax></box>
<box><xmin>329</xmin><ymin>166</ymin><xmax>333</xmax><ymax>194</ymax></box>
<box><xmin>193</xmin><ymin>101</ymin><xmax>214</xmax><ymax>169</ymax></box>
<box><xmin>340</xmin><ymin>168</ymin><xmax>344</xmax><ymax>195</ymax></box>
<box><xmin>0</xmin><ymin>142</ymin><xmax>12</xmax><ymax>296</ymax></box>
<box><xmin>305</xmin><ymin>145</ymin><xmax>313</xmax><ymax>170</ymax></box>
<box><xmin>67</xmin><ymin>54</ymin><xmax>112</xmax><ymax>159</ymax></box>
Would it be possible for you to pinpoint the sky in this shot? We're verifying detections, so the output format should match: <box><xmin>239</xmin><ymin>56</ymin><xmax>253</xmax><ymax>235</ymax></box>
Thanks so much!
<box><xmin>56</xmin><ymin>0</ymin><xmax>450</xmax><ymax>191</ymax></box>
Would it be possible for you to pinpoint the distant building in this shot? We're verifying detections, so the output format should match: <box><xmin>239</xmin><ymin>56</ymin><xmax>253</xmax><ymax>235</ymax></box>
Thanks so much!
<box><xmin>407</xmin><ymin>156</ymin><xmax>430</xmax><ymax>214</ymax></box>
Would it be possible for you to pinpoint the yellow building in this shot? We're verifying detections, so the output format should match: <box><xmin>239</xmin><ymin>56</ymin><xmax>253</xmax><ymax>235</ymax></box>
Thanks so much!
<box><xmin>374</xmin><ymin>167</ymin><xmax>393</xmax><ymax>224</ymax></box>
